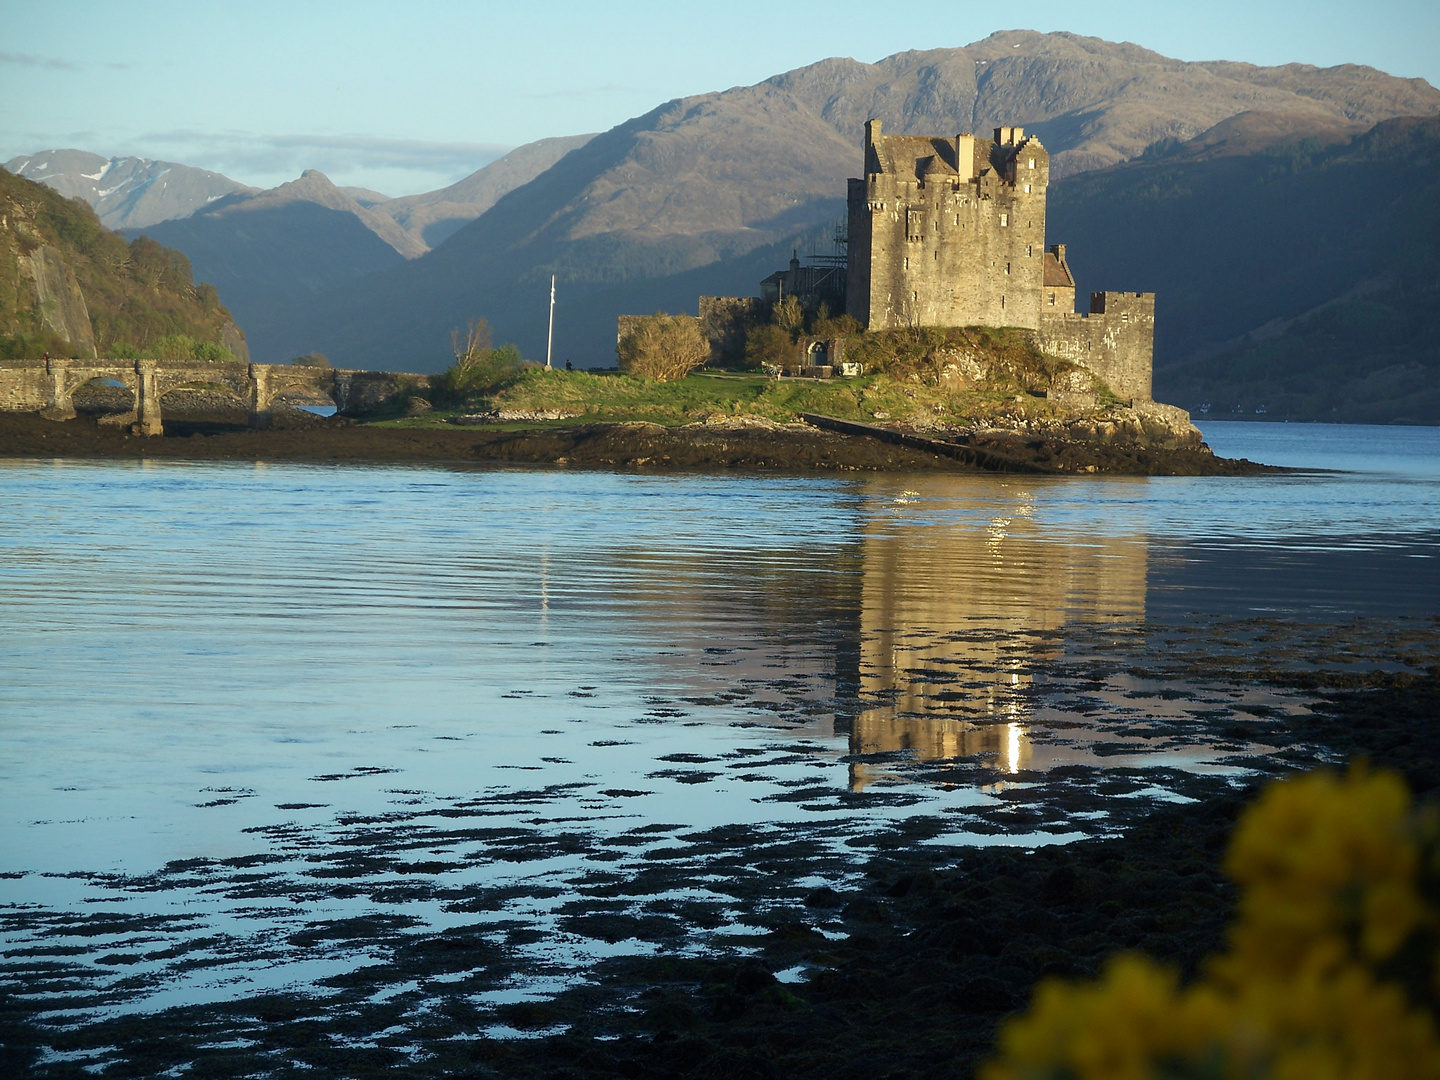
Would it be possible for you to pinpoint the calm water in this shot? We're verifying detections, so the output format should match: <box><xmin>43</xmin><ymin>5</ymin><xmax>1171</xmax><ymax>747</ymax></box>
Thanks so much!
<box><xmin>2</xmin><ymin>422</ymin><xmax>1437</xmax><ymax>1026</ymax></box>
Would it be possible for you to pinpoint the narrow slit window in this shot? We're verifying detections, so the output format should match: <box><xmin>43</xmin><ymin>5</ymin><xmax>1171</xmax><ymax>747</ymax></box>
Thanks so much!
<box><xmin>1026</xmin><ymin>245</ymin><xmax>1033</xmax><ymax>256</ymax></box>
<box><xmin>903</xmin><ymin>257</ymin><xmax>909</xmax><ymax>270</ymax></box>
<box><xmin>1005</xmin><ymin>262</ymin><xmax>1011</xmax><ymax>275</ymax></box>
<box><xmin>1024</xmin><ymin>183</ymin><xmax>1031</xmax><ymax>194</ymax></box>
<box><xmin>1027</xmin><ymin>158</ymin><xmax>1035</xmax><ymax>169</ymax></box>
<box><xmin>999</xmin><ymin>213</ymin><xmax>1009</xmax><ymax>227</ymax></box>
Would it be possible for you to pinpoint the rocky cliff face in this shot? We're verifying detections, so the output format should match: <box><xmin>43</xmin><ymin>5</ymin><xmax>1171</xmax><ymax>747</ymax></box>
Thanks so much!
<box><xmin>21</xmin><ymin>247</ymin><xmax>96</xmax><ymax>357</ymax></box>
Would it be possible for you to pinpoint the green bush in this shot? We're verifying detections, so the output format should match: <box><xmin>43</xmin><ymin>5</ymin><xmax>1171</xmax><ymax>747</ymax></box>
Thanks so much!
<box><xmin>146</xmin><ymin>334</ymin><xmax>236</xmax><ymax>363</ymax></box>
<box><xmin>617</xmin><ymin>313</ymin><xmax>709</xmax><ymax>382</ymax></box>
<box><xmin>0</xmin><ymin>330</ymin><xmax>73</xmax><ymax>360</ymax></box>
<box><xmin>432</xmin><ymin>319</ymin><xmax>525</xmax><ymax>406</ymax></box>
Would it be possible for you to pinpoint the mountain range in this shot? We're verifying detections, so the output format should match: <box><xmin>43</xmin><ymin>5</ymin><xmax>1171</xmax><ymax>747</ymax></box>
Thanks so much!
<box><xmin>6</xmin><ymin>29</ymin><xmax>1439</xmax><ymax>420</ymax></box>
<box><xmin>1047</xmin><ymin>113</ymin><xmax>1440</xmax><ymax>422</ymax></box>
<box><xmin>239</xmin><ymin>30</ymin><xmax>1440</xmax><ymax>379</ymax></box>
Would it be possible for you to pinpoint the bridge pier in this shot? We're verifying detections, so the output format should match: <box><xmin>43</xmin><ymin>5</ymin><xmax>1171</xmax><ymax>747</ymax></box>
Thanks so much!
<box><xmin>133</xmin><ymin>361</ymin><xmax>163</xmax><ymax>436</ymax></box>
<box><xmin>40</xmin><ymin>358</ymin><xmax>77</xmax><ymax>421</ymax></box>
<box><xmin>248</xmin><ymin>364</ymin><xmax>271</xmax><ymax>429</ymax></box>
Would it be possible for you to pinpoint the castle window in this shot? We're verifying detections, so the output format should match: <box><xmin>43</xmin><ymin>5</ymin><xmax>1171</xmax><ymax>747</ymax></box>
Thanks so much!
<box><xmin>999</xmin><ymin>213</ymin><xmax>1009</xmax><ymax>227</ymax></box>
<box><xmin>1001</xmin><ymin>295</ymin><xmax>1006</xmax><ymax>309</ymax></box>
<box><xmin>903</xmin><ymin>257</ymin><xmax>909</xmax><ymax>271</ymax></box>
<box><xmin>1048</xmin><ymin>293</ymin><xmax>1056</xmax><ymax>306</ymax></box>
<box><xmin>1005</xmin><ymin>263</ymin><xmax>1011</xmax><ymax>275</ymax></box>
<box><xmin>1026</xmin><ymin>245</ymin><xmax>1032</xmax><ymax>256</ymax></box>
<box><xmin>907</xmin><ymin>209</ymin><xmax>923</xmax><ymax>240</ymax></box>
<box><xmin>1122</xmin><ymin>312</ymin><xmax>1130</xmax><ymax>322</ymax></box>
<box><xmin>1024</xmin><ymin>183</ymin><xmax>1032</xmax><ymax>194</ymax></box>
<box><xmin>1028</xmin><ymin>158</ymin><xmax>1035</xmax><ymax>169</ymax></box>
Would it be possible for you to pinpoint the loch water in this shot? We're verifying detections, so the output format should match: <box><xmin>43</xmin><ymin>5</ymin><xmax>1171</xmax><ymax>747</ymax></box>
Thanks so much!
<box><xmin>1</xmin><ymin>421</ymin><xmax>1437</xmax><ymax>1029</ymax></box>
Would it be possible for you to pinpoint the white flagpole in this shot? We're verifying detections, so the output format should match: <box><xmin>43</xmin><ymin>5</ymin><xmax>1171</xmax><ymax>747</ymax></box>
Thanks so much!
<box><xmin>546</xmin><ymin>274</ymin><xmax>556</xmax><ymax>370</ymax></box>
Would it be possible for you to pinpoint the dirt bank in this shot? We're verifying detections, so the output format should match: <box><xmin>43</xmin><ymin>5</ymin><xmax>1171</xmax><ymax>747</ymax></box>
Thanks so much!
<box><xmin>0</xmin><ymin>412</ymin><xmax>1278</xmax><ymax>475</ymax></box>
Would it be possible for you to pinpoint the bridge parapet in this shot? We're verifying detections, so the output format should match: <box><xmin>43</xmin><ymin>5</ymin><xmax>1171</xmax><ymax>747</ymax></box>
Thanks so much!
<box><xmin>0</xmin><ymin>358</ymin><xmax>363</xmax><ymax>434</ymax></box>
<box><xmin>0</xmin><ymin>358</ymin><xmax>427</xmax><ymax>434</ymax></box>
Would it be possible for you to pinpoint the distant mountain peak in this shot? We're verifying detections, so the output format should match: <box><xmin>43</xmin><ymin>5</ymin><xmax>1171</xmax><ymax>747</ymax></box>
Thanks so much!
<box><xmin>2</xmin><ymin>150</ymin><xmax>254</xmax><ymax>230</ymax></box>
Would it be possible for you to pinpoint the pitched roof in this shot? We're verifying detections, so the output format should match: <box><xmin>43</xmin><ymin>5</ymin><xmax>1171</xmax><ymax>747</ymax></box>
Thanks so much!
<box><xmin>1043</xmin><ymin>251</ymin><xmax>1075</xmax><ymax>288</ymax></box>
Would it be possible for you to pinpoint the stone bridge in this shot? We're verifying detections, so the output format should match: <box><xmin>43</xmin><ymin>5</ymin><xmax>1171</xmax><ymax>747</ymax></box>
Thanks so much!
<box><xmin>0</xmin><ymin>358</ymin><xmax>420</xmax><ymax>434</ymax></box>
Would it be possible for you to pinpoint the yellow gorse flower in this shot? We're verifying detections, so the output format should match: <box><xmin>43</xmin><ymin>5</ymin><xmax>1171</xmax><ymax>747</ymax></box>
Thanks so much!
<box><xmin>1224</xmin><ymin>766</ymin><xmax>1427</xmax><ymax>976</ymax></box>
<box><xmin>983</xmin><ymin>766</ymin><xmax>1440</xmax><ymax>1080</ymax></box>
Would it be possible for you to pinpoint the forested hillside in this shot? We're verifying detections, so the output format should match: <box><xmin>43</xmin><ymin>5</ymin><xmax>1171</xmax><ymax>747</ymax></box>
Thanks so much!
<box><xmin>0</xmin><ymin>169</ymin><xmax>247</xmax><ymax>360</ymax></box>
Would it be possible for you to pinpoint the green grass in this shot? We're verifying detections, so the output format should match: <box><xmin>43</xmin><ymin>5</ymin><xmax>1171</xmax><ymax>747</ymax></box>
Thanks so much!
<box><xmin>370</xmin><ymin>324</ymin><xmax>1112</xmax><ymax>430</ymax></box>
<box><xmin>375</xmin><ymin>362</ymin><xmax>1084</xmax><ymax>431</ymax></box>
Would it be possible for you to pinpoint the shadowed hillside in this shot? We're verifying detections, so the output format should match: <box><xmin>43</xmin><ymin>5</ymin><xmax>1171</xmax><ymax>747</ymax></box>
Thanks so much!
<box><xmin>241</xmin><ymin>31</ymin><xmax>1440</xmax><ymax>372</ymax></box>
<box><xmin>131</xmin><ymin>171</ymin><xmax>413</xmax><ymax>340</ymax></box>
<box><xmin>1047</xmin><ymin>114</ymin><xmax>1440</xmax><ymax>422</ymax></box>
<box><xmin>373</xmin><ymin>134</ymin><xmax>598</xmax><ymax>248</ymax></box>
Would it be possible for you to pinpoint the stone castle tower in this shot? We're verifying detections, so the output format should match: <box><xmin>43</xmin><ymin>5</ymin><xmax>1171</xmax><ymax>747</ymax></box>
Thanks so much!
<box><xmin>845</xmin><ymin>119</ymin><xmax>1155</xmax><ymax>402</ymax></box>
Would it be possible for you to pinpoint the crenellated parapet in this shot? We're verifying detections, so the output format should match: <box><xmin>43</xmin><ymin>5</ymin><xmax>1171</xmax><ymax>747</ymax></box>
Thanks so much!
<box><xmin>1035</xmin><ymin>292</ymin><xmax>1155</xmax><ymax>403</ymax></box>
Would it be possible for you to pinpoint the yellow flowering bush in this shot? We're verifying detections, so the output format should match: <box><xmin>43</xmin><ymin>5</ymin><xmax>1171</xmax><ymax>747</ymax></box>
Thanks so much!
<box><xmin>983</xmin><ymin>767</ymin><xmax>1440</xmax><ymax>1080</ymax></box>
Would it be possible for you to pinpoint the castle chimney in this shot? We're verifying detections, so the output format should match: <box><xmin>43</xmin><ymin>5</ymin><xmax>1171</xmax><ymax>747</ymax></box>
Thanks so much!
<box><xmin>865</xmin><ymin>118</ymin><xmax>882</xmax><ymax>176</ymax></box>
<box><xmin>956</xmin><ymin>133</ymin><xmax>974</xmax><ymax>179</ymax></box>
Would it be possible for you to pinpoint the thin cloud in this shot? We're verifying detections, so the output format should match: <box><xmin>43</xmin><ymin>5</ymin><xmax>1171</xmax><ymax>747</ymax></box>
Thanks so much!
<box><xmin>115</xmin><ymin>130</ymin><xmax>516</xmax><ymax>191</ymax></box>
<box><xmin>138</xmin><ymin>129</ymin><xmax>511</xmax><ymax>173</ymax></box>
<box><xmin>0</xmin><ymin>52</ymin><xmax>81</xmax><ymax>71</ymax></box>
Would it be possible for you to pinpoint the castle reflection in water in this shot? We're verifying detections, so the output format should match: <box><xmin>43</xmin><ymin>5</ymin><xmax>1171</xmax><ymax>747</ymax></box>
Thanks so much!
<box><xmin>844</xmin><ymin>481</ymin><xmax>1147</xmax><ymax>789</ymax></box>
<box><xmin>605</xmin><ymin>475</ymin><xmax>1150</xmax><ymax>791</ymax></box>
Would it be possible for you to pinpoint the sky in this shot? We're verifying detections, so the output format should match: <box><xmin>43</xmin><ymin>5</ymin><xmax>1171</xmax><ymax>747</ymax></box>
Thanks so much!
<box><xmin>4</xmin><ymin>0</ymin><xmax>1437</xmax><ymax>197</ymax></box>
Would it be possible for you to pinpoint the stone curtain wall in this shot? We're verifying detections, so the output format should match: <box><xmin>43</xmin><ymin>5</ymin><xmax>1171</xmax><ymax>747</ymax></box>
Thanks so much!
<box><xmin>698</xmin><ymin>296</ymin><xmax>766</xmax><ymax>364</ymax></box>
<box><xmin>1036</xmin><ymin>292</ymin><xmax>1156</xmax><ymax>403</ymax></box>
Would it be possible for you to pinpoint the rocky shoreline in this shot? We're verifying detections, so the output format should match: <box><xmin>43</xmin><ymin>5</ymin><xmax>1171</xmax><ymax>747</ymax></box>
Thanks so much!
<box><xmin>3</xmin><ymin>626</ymin><xmax>1433</xmax><ymax>1079</ymax></box>
<box><xmin>0</xmin><ymin>409</ymin><xmax>1278</xmax><ymax>476</ymax></box>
